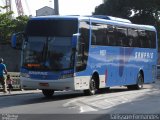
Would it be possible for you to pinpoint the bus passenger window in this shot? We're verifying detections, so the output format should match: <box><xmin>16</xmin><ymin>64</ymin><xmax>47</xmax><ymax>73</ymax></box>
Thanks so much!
<box><xmin>107</xmin><ymin>30</ymin><xmax>116</xmax><ymax>46</ymax></box>
<box><xmin>76</xmin><ymin>21</ymin><xmax>89</xmax><ymax>72</ymax></box>
<box><xmin>106</xmin><ymin>25</ymin><xmax>116</xmax><ymax>46</ymax></box>
<box><xmin>116</xmin><ymin>27</ymin><xmax>127</xmax><ymax>47</ymax></box>
<box><xmin>128</xmin><ymin>29</ymin><xmax>134</xmax><ymax>47</ymax></box>
<box><xmin>128</xmin><ymin>28</ymin><xmax>138</xmax><ymax>47</ymax></box>
<box><xmin>138</xmin><ymin>30</ymin><xmax>149</xmax><ymax>48</ymax></box>
<box><xmin>91</xmin><ymin>33</ymin><xmax>96</xmax><ymax>45</ymax></box>
<box><xmin>129</xmin><ymin>38</ymin><xmax>133</xmax><ymax>47</ymax></box>
<box><xmin>146</xmin><ymin>31</ymin><xmax>156</xmax><ymax>48</ymax></box>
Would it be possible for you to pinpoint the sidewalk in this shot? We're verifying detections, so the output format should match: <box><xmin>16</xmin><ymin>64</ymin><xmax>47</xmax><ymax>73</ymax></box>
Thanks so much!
<box><xmin>0</xmin><ymin>89</ymin><xmax>41</xmax><ymax>97</ymax></box>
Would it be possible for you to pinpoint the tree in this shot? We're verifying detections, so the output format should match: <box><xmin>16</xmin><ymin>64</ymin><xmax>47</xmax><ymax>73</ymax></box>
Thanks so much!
<box><xmin>0</xmin><ymin>11</ymin><xmax>14</xmax><ymax>43</ymax></box>
<box><xmin>94</xmin><ymin>0</ymin><xmax>160</xmax><ymax>24</ymax></box>
<box><xmin>94</xmin><ymin>0</ymin><xmax>132</xmax><ymax>19</ymax></box>
<box><xmin>0</xmin><ymin>7</ymin><xmax>29</xmax><ymax>44</ymax></box>
<box><xmin>11</xmin><ymin>15</ymin><xmax>29</xmax><ymax>35</ymax></box>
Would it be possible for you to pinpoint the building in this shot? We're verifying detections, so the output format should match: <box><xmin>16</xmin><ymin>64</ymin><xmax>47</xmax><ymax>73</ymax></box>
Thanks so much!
<box><xmin>36</xmin><ymin>6</ymin><xmax>55</xmax><ymax>16</ymax></box>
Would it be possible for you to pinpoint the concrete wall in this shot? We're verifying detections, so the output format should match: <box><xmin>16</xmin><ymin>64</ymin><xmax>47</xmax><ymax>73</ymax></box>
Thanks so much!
<box><xmin>0</xmin><ymin>44</ymin><xmax>21</xmax><ymax>72</ymax></box>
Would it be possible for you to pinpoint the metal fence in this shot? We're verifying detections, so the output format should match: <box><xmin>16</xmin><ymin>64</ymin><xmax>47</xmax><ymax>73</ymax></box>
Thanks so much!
<box><xmin>0</xmin><ymin>72</ymin><xmax>20</xmax><ymax>90</ymax></box>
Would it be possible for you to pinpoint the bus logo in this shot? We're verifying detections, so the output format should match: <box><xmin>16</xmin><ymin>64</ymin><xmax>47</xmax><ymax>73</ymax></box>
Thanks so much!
<box><xmin>135</xmin><ymin>52</ymin><xmax>154</xmax><ymax>59</ymax></box>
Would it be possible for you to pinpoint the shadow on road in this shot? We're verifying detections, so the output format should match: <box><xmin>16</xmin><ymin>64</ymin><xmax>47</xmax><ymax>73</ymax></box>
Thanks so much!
<box><xmin>0</xmin><ymin>80</ymin><xmax>159</xmax><ymax>110</ymax></box>
<box><xmin>0</xmin><ymin>87</ymin><xmax>138</xmax><ymax>109</ymax></box>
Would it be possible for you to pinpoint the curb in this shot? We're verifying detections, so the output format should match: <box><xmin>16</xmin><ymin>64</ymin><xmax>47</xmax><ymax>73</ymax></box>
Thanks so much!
<box><xmin>0</xmin><ymin>90</ymin><xmax>41</xmax><ymax>97</ymax></box>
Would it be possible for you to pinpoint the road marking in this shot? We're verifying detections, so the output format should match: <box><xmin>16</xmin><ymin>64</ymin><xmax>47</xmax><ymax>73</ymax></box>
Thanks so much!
<box><xmin>63</xmin><ymin>98</ymin><xmax>98</xmax><ymax>112</ymax></box>
<box><xmin>63</xmin><ymin>88</ymin><xmax>160</xmax><ymax>113</ymax></box>
<box><xmin>74</xmin><ymin>102</ymin><xmax>98</xmax><ymax>113</ymax></box>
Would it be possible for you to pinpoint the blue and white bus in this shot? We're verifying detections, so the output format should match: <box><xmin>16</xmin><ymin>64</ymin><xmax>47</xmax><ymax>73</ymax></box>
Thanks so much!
<box><xmin>12</xmin><ymin>15</ymin><xmax>158</xmax><ymax>97</ymax></box>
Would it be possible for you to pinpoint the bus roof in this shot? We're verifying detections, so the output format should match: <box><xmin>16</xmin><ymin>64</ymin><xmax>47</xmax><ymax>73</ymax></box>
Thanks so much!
<box><xmin>30</xmin><ymin>15</ymin><xmax>156</xmax><ymax>32</ymax></box>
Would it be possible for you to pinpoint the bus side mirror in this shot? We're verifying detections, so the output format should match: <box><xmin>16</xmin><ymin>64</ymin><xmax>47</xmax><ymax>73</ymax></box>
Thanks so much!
<box><xmin>11</xmin><ymin>32</ymin><xmax>24</xmax><ymax>50</ymax></box>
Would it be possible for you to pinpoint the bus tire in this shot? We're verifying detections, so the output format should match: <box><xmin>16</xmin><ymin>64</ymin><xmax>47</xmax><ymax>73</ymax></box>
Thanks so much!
<box><xmin>127</xmin><ymin>72</ymin><xmax>144</xmax><ymax>90</ymax></box>
<box><xmin>42</xmin><ymin>89</ymin><xmax>54</xmax><ymax>98</ymax></box>
<box><xmin>84</xmin><ymin>78</ymin><xmax>97</xmax><ymax>95</ymax></box>
<box><xmin>136</xmin><ymin>72</ymin><xmax>144</xmax><ymax>89</ymax></box>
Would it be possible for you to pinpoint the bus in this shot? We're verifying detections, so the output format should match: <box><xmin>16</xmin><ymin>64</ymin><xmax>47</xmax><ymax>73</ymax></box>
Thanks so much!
<box><xmin>11</xmin><ymin>15</ymin><xmax>158</xmax><ymax>97</ymax></box>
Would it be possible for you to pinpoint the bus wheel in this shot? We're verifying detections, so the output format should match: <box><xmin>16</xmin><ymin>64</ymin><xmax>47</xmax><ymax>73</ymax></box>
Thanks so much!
<box><xmin>127</xmin><ymin>73</ymin><xmax>144</xmax><ymax>90</ymax></box>
<box><xmin>136</xmin><ymin>73</ymin><xmax>144</xmax><ymax>89</ymax></box>
<box><xmin>84</xmin><ymin>78</ymin><xmax>97</xmax><ymax>95</ymax></box>
<box><xmin>42</xmin><ymin>89</ymin><xmax>54</xmax><ymax>98</ymax></box>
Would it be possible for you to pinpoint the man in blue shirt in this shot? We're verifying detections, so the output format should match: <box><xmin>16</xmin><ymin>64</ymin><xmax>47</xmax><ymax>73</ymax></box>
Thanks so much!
<box><xmin>0</xmin><ymin>58</ymin><xmax>8</xmax><ymax>93</ymax></box>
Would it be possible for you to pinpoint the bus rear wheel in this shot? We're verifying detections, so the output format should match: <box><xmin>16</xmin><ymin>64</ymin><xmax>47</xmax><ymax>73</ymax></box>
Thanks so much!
<box><xmin>84</xmin><ymin>78</ymin><xmax>97</xmax><ymax>95</ymax></box>
<box><xmin>127</xmin><ymin>73</ymin><xmax>144</xmax><ymax>90</ymax></box>
<box><xmin>136</xmin><ymin>73</ymin><xmax>144</xmax><ymax>89</ymax></box>
<box><xmin>42</xmin><ymin>89</ymin><xmax>54</xmax><ymax>98</ymax></box>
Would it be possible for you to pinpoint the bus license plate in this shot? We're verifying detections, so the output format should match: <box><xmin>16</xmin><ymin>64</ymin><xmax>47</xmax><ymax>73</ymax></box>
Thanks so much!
<box><xmin>39</xmin><ymin>83</ymin><xmax>49</xmax><ymax>87</ymax></box>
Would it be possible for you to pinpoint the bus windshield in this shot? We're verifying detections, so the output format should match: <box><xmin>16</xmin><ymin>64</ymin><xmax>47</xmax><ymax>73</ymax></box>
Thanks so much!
<box><xmin>22</xmin><ymin>36</ymin><xmax>74</xmax><ymax>71</ymax></box>
<box><xmin>22</xmin><ymin>19</ymin><xmax>78</xmax><ymax>71</ymax></box>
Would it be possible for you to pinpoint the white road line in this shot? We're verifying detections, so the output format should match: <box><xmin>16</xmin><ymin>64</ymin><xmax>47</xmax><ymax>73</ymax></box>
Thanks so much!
<box><xmin>63</xmin><ymin>88</ymin><xmax>160</xmax><ymax>113</ymax></box>
<box><xmin>63</xmin><ymin>98</ymin><xmax>85</xmax><ymax>107</ymax></box>
<box><xmin>74</xmin><ymin>102</ymin><xmax>98</xmax><ymax>113</ymax></box>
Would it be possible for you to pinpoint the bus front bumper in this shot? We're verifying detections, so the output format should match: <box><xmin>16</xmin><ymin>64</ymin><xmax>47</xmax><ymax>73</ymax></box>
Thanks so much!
<box><xmin>20</xmin><ymin>77</ymin><xmax>75</xmax><ymax>91</ymax></box>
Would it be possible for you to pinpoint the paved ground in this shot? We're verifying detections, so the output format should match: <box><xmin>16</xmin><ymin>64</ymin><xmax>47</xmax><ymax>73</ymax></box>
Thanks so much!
<box><xmin>0</xmin><ymin>79</ymin><xmax>159</xmax><ymax>97</ymax></box>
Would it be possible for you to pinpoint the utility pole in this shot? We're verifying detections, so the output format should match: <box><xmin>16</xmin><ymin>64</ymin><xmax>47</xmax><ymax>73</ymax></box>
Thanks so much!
<box><xmin>5</xmin><ymin>0</ymin><xmax>24</xmax><ymax>16</ymax></box>
<box><xmin>5</xmin><ymin>0</ymin><xmax>11</xmax><ymax>13</ymax></box>
<box><xmin>54</xmin><ymin>0</ymin><xmax>59</xmax><ymax>15</ymax></box>
<box><xmin>15</xmin><ymin>0</ymin><xmax>24</xmax><ymax>16</ymax></box>
<box><xmin>5</xmin><ymin>0</ymin><xmax>12</xmax><ymax>18</ymax></box>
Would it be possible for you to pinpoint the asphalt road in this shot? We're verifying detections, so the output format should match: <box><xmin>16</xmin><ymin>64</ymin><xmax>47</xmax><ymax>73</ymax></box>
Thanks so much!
<box><xmin>0</xmin><ymin>81</ymin><xmax>160</xmax><ymax>120</ymax></box>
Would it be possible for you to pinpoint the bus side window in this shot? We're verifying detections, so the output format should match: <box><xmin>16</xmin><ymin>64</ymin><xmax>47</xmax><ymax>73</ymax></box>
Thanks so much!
<box><xmin>106</xmin><ymin>25</ymin><xmax>116</xmax><ymax>46</ymax></box>
<box><xmin>91</xmin><ymin>33</ymin><xmax>96</xmax><ymax>45</ymax></box>
<box><xmin>128</xmin><ymin>28</ymin><xmax>138</xmax><ymax>47</ymax></box>
<box><xmin>76</xmin><ymin>21</ymin><xmax>89</xmax><ymax>72</ymax></box>
<box><xmin>76</xmin><ymin>34</ymin><xmax>85</xmax><ymax>71</ymax></box>
<box><xmin>146</xmin><ymin>31</ymin><xmax>156</xmax><ymax>48</ymax></box>
<box><xmin>116</xmin><ymin>27</ymin><xmax>127</xmax><ymax>47</ymax></box>
<box><xmin>127</xmin><ymin>29</ymin><xmax>134</xmax><ymax>47</ymax></box>
<box><xmin>91</xmin><ymin>23</ymin><xmax>106</xmax><ymax>46</ymax></box>
<box><xmin>138</xmin><ymin>30</ymin><xmax>143</xmax><ymax>48</ymax></box>
<box><xmin>105</xmin><ymin>32</ymin><xmax>110</xmax><ymax>46</ymax></box>
<box><xmin>133</xmin><ymin>29</ymin><xmax>139</xmax><ymax>47</ymax></box>
<box><xmin>138</xmin><ymin>30</ymin><xmax>149</xmax><ymax>48</ymax></box>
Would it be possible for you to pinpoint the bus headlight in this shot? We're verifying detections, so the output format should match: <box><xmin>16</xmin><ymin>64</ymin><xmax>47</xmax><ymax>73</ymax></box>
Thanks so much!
<box><xmin>20</xmin><ymin>73</ymin><xmax>30</xmax><ymax>78</ymax></box>
<box><xmin>60</xmin><ymin>74</ymin><xmax>73</xmax><ymax>79</ymax></box>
